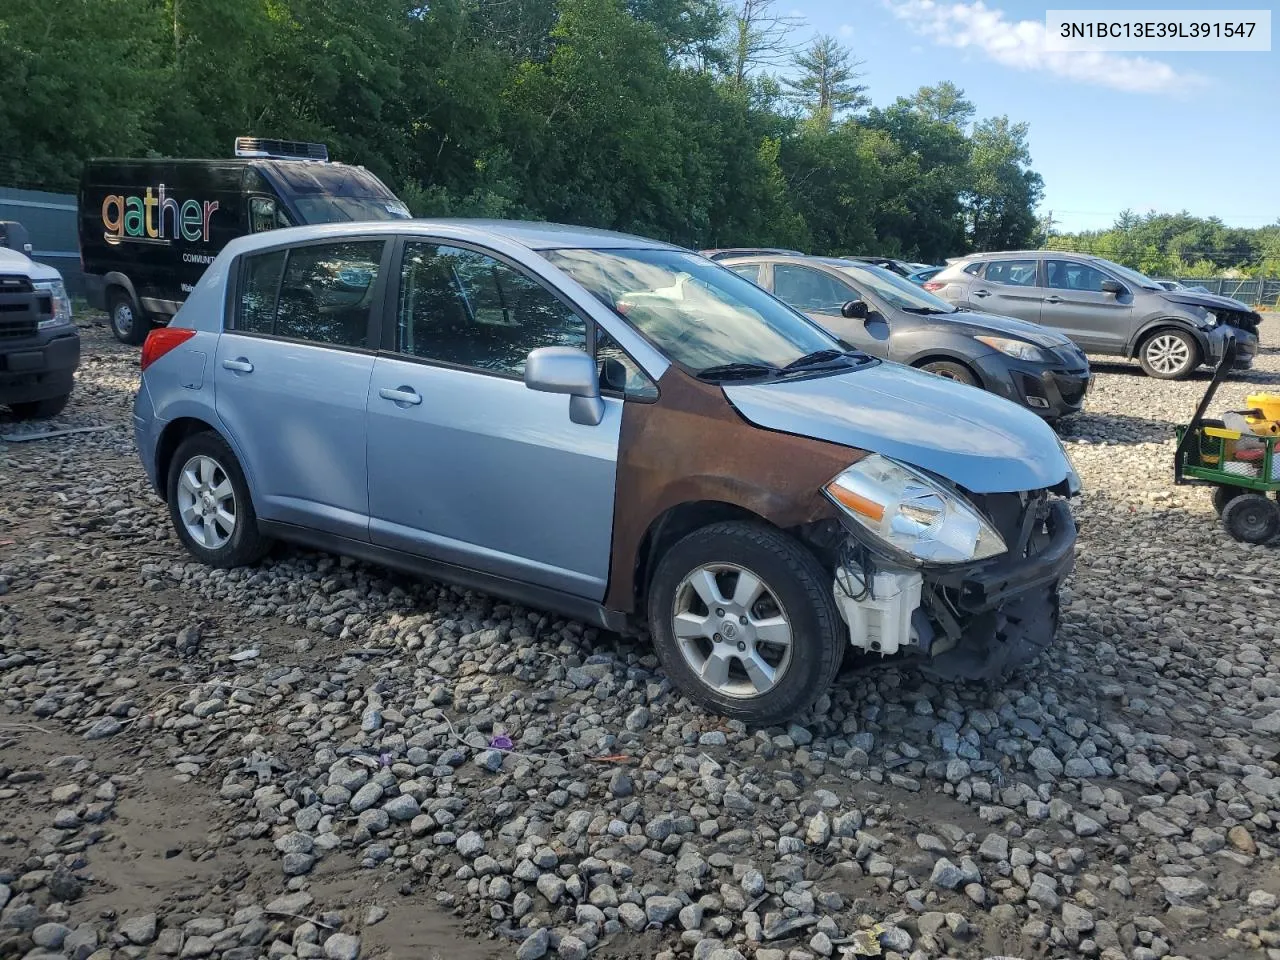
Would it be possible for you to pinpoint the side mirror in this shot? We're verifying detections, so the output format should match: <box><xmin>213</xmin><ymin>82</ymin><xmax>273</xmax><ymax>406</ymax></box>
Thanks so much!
<box><xmin>1100</xmin><ymin>279</ymin><xmax>1123</xmax><ymax>296</ymax></box>
<box><xmin>525</xmin><ymin>347</ymin><xmax>604</xmax><ymax>426</ymax></box>
<box><xmin>841</xmin><ymin>299</ymin><xmax>868</xmax><ymax>319</ymax></box>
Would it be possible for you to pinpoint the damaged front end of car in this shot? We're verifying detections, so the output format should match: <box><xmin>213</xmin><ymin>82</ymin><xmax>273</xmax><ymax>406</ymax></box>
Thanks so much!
<box><xmin>804</xmin><ymin>453</ymin><xmax>1079</xmax><ymax>681</ymax></box>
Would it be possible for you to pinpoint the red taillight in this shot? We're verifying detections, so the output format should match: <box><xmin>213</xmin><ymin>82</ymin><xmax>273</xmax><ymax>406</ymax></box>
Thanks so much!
<box><xmin>141</xmin><ymin>327</ymin><xmax>196</xmax><ymax>371</ymax></box>
<box><xmin>923</xmin><ymin>281</ymin><xmax>944</xmax><ymax>291</ymax></box>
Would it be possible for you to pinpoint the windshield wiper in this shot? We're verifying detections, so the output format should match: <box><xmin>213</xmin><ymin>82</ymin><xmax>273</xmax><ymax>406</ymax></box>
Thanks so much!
<box><xmin>782</xmin><ymin>349</ymin><xmax>852</xmax><ymax>370</ymax></box>
<box><xmin>695</xmin><ymin>361</ymin><xmax>780</xmax><ymax>382</ymax></box>
<box><xmin>901</xmin><ymin>306</ymin><xmax>955</xmax><ymax>315</ymax></box>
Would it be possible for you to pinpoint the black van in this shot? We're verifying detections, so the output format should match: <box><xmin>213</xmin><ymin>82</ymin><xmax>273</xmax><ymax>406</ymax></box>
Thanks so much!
<box><xmin>79</xmin><ymin>138</ymin><xmax>410</xmax><ymax>343</ymax></box>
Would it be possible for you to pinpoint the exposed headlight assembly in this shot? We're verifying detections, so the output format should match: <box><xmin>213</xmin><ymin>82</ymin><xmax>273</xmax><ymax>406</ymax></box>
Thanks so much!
<box><xmin>1198</xmin><ymin>309</ymin><xmax>1218</xmax><ymax>328</ymax></box>
<box><xmin>824</xmin><ymin>454</ymin><xmax>1007</xmax><ymax>565</ymax></box>
<box><xmin>32</xmin><ymin>279</ymin><xmax>73</xmax><ymax>329</ymax></box>
<box><xmin>974</xmin><ymin>334</ymin><xmax>1047</xmax><ymax>362</ymax></box>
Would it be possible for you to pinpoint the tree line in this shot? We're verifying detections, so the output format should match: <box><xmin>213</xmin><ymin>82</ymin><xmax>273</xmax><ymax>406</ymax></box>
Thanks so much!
<box><xmin>1046</xmin><ymin>211</ymin><xmax>1280</xmax><ymax>278</ymax></box>
<box><xmin>1</xmin><ymin>0</ymin><xmax>1045</xmax><ymax>262</ymax></box>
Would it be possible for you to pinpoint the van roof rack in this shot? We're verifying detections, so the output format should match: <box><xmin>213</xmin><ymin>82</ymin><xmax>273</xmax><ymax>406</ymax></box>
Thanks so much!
<box><xmin>234</xmin><ymin>137</ymin><xmax>329</xmax><ymax>162</ymax></box>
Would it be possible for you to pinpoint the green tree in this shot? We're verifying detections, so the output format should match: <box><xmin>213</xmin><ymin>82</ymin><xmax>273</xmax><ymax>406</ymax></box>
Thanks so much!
<box><xmin>783</xmin><ymin>34</ymin><xmax>868</xmax><ymax>127</ymax></box>
<box><xmin>966</xmin><ymin>116</ymin><xmax>1043</xmax><ymax>251</ymax></box>
<box><xmin>909</xmin><ymin>81</ymin><xmax>975</xmax><ymax>129</ymax></box>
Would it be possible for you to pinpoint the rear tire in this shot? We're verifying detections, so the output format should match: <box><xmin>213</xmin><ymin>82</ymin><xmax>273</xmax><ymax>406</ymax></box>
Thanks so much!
<box><xmin>1221</xmin><ymin>493</ymin><xmax>1280</xmax><ymax>544</ymax></box>
<box><xmin>8</xmin><ymin>393</ymin><xmax>70</xmax><ymax>420</ymax></box>
<box><xmin>1212</xmin><ymin>485</ymin><xmax>1245</xmax><ymax>517</ymax></box>
<box><xmin>166</xmin><ymin>432</ymin><xmax>270</xmax><ymax>568</ymax></box>
<box><xmin>918</xmin><ymin>359</ymin><xmax>979</xmax><ymax>387</ymax></box>
<box><xmin>1139</xmin><ymin>328</ymin><xmax>1199</xmax><ymax>380</ymax></box>
<box><xmin>646</xmin><ymin>521</ymin><xmax>843</xmax><ymax>725</ymax></box>
<box><xmin>109</xmin><ymin>288</ymin><xmax>148</xmax><ymax>345</ymax></box>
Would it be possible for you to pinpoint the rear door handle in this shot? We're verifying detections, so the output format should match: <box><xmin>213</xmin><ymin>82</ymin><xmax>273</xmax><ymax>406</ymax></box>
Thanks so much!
<box><xmin>379</xmin><ymin>386</ymin><xmax>422</xmax><ymax>406</ymax></box>
<box><xmin>1044</xmin><ymin>296</ymin><xmax>1063</xmax><ymax>304</ymax></box>
<box><xmin>222</xmin><ymin>358</ymin><xmax>253</xmax><ymax>373</ymax></box>
<box><xmin>972</xmin><ymin>290</ymin><xmax>990</xmax><ymax>298</ymax></box>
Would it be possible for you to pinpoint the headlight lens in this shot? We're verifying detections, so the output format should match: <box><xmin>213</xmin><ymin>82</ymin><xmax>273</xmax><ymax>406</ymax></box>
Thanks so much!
<box><xmin>824</xmin><ymin>454</ymin><xmax>1007</xmax><ymax>564</ymax></box>
<box><xmin>974</xmin><ymin>334</ymin><xmax>1047</xmax><ymax>362</ymax></box>
<box><xmin>1199</xmin><ymin>309</ymin><xmax>1218</xmax><ymax>328</ymax></box>
<box><xmin>33</xmin><ymin>280</ymin><xmax>73</xmax><ymax>329</ymax></box>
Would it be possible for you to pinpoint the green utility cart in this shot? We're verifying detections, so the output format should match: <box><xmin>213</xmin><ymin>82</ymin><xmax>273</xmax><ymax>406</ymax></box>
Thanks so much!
<box><xmin>1174</xmin><ymin>338</ymin><xmax>1280</xmax><ymax>544</ymax></box>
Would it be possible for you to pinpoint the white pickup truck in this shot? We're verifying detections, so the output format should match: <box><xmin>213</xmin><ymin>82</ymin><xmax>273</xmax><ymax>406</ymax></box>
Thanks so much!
<box><xmin>0</xmin><ymin>246</ymin><xmax>79</xmax><ymax>419</ymax></box>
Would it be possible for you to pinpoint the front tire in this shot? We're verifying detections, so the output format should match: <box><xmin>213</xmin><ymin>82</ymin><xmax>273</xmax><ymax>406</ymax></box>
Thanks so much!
<box><xmin>166</xmin><ymin>432</ymin><xmax>269</xmax><ymax>568</ymax></box>
<box><xmin>918</xmin><ymin>359</ymin><xmax>979</xmax><ymax>387</ymax></box>
<box><xmin>109</xmin><ymin>289</ymin><xmax>149</xmax><ymax>345</ymax></box>
<box><xmin>646</xmin><ymin>521</ymin><xmax>843</xmax><ymax>725</ymax></box>
<box><xmin>1221</xmin><ymin>493</ymin><xmax>1280</xmax><ymax>544</ymax></box>
<box><xmin>8</xmin><ymin>393</ymin><xmax>70</xmax><ymax>419</ymax></box>
<box><xmin>1139</xmin><ymin>329</ymin><xmax>1199</xmax><ymax>380</ymax></box>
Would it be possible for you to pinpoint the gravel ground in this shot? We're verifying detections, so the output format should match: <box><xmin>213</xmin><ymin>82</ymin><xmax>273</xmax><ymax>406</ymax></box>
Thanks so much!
<box><xmin>2</xmin><ymin>314</ymin><xmax>1279</xmax><ymax>960</ymax></box>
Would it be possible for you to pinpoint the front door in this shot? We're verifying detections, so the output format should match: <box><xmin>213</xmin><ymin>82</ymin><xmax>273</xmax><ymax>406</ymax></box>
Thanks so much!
<box><xmin>213</xmin><ymin>237</ymin><xmax>388</xmax><ymax>540</ymax></box>
<box><xmin>1042</xmin><ymin>259</ymin><xmax>1133</xmax><ymax>352</ymax></box>
<box><xmin>365</xmin><ymin>239</ymin><xmax>622</xmax><ymax>600</ymax></box>
<box><xmin>770</xmin><ymin>263</ymin><xmax>888</xmax><ymax>356</ymax></box>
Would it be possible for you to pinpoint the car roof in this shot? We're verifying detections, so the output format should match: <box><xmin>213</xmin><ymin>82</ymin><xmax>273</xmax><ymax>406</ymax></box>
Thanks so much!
<box><xmin>221</xmin><ymin>219</ymin><xmax>683</xmax><ymax>258</ymax></box>
<box><xmin>716</xmin><ymin>252</ymin><xmax>897</xmax><ymax>277</ymax></box>
<box><xmin>701</xmin><ymin>246</ymin><xmax>805</xmax><ymax>260</ymax></box>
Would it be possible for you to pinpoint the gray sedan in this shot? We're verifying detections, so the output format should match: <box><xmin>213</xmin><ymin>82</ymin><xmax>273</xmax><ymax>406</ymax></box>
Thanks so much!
<box><xmin>717</xmin><ymin>253</ymin><xmax>1092</xmax><ymax>420</ymax></box>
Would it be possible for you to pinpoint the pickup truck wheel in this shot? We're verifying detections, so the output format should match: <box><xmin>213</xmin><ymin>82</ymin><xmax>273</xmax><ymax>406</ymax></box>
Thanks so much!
<box><xmin>647</xmin><ymin>521</ymin><xmax>843</xmax><ymax>725</ymax></box>
<box><xmin>110</xmin><ymin>290</ymin><xmax>148</xmax><ymax>345</ymax></box>
<box><xmin>166</xmin><ymin>432</ymin><xmax>269</xmax><ymax>568</ymax></box>
<box><xmin>1221</xmin><ymin>493</ymin><xmax>1280</xmax><ymax>544</ymax></box>
<box><xmin>1139</xmin><ymin>329</ymin><xmax>1199</xmax><ymax>379</ymax></box>
<box><xmin>8</xmin><ymin>393</ymin><xmax>70</xmax><ymax>419</ymax></box>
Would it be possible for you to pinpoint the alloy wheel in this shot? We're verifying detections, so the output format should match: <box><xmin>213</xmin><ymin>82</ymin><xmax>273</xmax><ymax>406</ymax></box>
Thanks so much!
<box><xmin>176</xmin><ymin>454</ymin><xmax>237</xmax><ymax>550</ymax></box>
<box><xmin>1145</xmin><ymin>334</ymin><xmax>1191</xmax><ymax>376</ymax></box>
<box><xmin>671</xmin><ymin>562</ymin><xmax>793</xmax><ymax>698</ymax></box>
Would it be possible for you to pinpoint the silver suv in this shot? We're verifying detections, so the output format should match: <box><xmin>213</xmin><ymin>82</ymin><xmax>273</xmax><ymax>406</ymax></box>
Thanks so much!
<box><xmin>133</xmin><ymin>220</ymin><xmax>1078</xmax><ymax>724</ymax></box>
<box><xmin>928</xmin><ymin>251</ymin><xmax>1260</xmax><ymax>379</ymax></box>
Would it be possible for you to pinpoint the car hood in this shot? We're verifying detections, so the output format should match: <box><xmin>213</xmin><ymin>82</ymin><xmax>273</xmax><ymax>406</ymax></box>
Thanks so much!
<box><xmin>0</xmin><ymin>247</ymin><xmax>61</xmax><ymax>282</ymax></box>
<box><xmin>723</xmin><ymin>362</ymin><xmax>1073</xmax><ymax>494</ymax></box>
<box><xmin>936</xmin><ymin>308</ymin><xmax>1072</xmax><ymax>346</ymax></box>
<box><xmin>1161</xmin><ymin>290</ymin><xmax>1253</xmax><ymax>313</ymax></box>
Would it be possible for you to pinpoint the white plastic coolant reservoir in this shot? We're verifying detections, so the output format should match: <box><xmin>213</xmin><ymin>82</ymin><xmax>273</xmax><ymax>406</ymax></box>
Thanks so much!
<box><xmin>833</xmin><ymin>566</ymin><xmax>924</xmax><ymax>656</ymax></box>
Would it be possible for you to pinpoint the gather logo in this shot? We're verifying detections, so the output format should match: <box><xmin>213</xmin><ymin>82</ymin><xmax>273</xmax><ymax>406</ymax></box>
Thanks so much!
<box><xmin>101</xmin><ymin>184</ymin><xmax>219</xmax><ymax>245</ymax></box>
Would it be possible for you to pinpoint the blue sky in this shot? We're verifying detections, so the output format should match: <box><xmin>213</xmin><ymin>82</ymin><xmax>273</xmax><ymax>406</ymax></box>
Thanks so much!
<box><xmin>786</xmin><ymin>1</ymin><xmax>1279</xmax><ymax>232</ymax></box>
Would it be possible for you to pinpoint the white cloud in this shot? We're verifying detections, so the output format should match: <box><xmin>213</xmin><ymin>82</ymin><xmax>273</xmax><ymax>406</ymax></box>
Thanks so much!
<box><xmin>884</xmin><ymin>0</ymin><xmax>1199</xmax><ymax>94</ymax></box>
<box><xmin>839</xmin><ymin>23</ymin><xmax>854</xmax><ymax>37</ymax></box>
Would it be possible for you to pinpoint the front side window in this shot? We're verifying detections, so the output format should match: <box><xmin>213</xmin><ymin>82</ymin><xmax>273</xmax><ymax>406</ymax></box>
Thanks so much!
<box><xmin>544</xmin><ymin>248</ymin><xmax>837</xmax><ymax>375</ymax></box>
<box><xmin>984</xmin><ymin>259</ymin><xmax>1039</xmax><ymax>287</ymax></box>
<box><xmin>596</xmin><ymin>328</ymin><xmax>658</xmax><ymax>399</ymax></box>
<box><xmin>249</xmin><ymin>197</ymin><xmax>292</xmax><ymax>233</ymax></box>
<box><xmin>397</xmin><ymin>242</ymin><xmax>586</xmax><ymax>376</ymax></box>
<box><xmin>1046</xmin><ymin>260</ymin><xmax>1111</xmax><ymax>293</ymax></box>
<box><xmin>234</xmin><ymin>240</ymin><xmax>382</xmax><ymax>347</ymax></box>
<box><xmin>772</xmin><ymin>264</ymin><xmax>856</xmax><ymax>316</ymax></box>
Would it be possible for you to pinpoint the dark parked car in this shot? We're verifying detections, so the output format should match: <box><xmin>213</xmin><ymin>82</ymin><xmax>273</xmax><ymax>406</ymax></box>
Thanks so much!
<box><xmin>928</xmin><ymin>252</ymin><xmax>1259</xmax><ymax>380</ymax></box>
<box><xmin>908</xmin><ymin>266</ymin><xmax>944</xmax><ymax>286</ymax></box>
<box><xmin>718</xmin><ymin>253</ymin><xmax>1091</xmax><ymax>420</ymax></box>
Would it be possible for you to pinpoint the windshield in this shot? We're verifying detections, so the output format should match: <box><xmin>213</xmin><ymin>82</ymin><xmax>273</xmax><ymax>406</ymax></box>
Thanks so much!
<box><xmin>294</xmin><ymin>196</ymin><xmax>412</xmax><ymax>224</ymax></box>
<box><xmin>834</xmin><ymin>261</ymin><xmax>957</xmax><ymax>312</ymax></box>
<box><xmin>545</xmin><ymin>248</ymin><xmax>840</xmax><ymax>373</ymax></box>
<box><xmin>1092</xmin><ymin>257</ymin><xmax>1161</xmax><ymax>290</ymax></box>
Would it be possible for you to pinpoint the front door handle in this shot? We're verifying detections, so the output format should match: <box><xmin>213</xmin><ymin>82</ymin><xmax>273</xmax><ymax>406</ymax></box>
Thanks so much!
<box><xmin>1044</xmin><ymin>296</ymin><xmax>1063</xmax><ymax>304</ymax></box>
<box><xmin>222</xmin><ymin>358</ymin><xmax>254</xmax><ymax>373</ymax></box>
<box><xmin>379</xmin><ymin>386</ymin><xmax>422</xmax><ymax>406</ymax></box>
<box><xmin>972</xmin><ymin>289</ymin><xmax>990</xmax><ymax>298</ymax></box>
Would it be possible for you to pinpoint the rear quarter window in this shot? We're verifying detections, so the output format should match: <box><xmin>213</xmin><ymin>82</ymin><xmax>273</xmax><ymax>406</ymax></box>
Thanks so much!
<box><xmin>964</xmin><ymin>262</ymin><xmax>983</xmax><ymax>276</ymax></box>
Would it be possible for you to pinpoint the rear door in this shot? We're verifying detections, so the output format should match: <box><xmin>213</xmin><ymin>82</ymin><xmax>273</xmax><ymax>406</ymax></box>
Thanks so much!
<box><xmin>213</xmin><ymin>236</ymin><xmax>389</xmax><ymax>541</ymax></box>
<box><xmin>965</xmin><ymin>258</ymin><xmax>1044</xmax><ymax>325</ymax></box>
<box><xmin>1041</xmin><ymin>259</ymin><xmax>1132</xmax><ymax>352</ymax></box>
<box><xmin>364</xmin><ymin>237</ymin><xmax>624</xmax><ymax>600</ymax></box>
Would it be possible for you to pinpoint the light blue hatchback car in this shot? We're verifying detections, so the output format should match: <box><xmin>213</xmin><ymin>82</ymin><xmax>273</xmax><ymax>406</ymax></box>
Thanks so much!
<box><xmin>134</xmin><ymin>219</ymin><xmax>1079</xmax><ymax>724</ymax></box>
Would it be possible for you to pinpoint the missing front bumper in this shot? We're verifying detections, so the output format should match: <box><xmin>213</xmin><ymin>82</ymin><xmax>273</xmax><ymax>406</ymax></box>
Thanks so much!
<box><xmin>831</xmin><ymin>498</ymin><xmax>1076</xmax><ymax>680</ymax></box>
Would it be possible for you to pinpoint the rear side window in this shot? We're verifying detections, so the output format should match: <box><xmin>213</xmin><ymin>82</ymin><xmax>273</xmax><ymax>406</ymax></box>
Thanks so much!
<box><xmin>984</xmin><ymin>259</ymin><xmax>1038</xmax><ymax>287</ymax></box>
<box><xmin>235</xmin><ymin>240</ymin><xmax>383</xmax><ymax>348</ymax></box>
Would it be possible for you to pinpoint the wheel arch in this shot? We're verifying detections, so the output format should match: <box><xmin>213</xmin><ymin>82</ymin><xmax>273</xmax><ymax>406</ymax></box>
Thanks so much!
<box><xmin>103</xmin><ymin>272</ymin><xmax>141</xmax><ymax>312</ymax></box>
<box><xmin>908</xmin><ymin>352</ymin><xmax>986</xmax><ymax>387</ymax></box>
<box><xmin>1126</xmin><ymin>318</ymin><xmax>1208</xmax><ymax>359</ymax></box>
<box><xmin>155</xmin><ymin>417</ymin><xmax>257</xmax><ymax>504</ymax></box>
